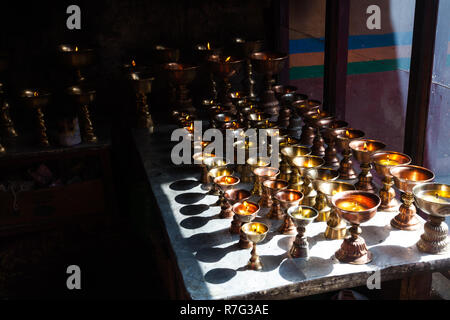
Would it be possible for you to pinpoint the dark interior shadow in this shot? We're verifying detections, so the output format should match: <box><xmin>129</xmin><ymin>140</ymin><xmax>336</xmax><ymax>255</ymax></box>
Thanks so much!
<box><xmin>180</xmin><ymin>214</ymin><xmax>220</xmax><ymax>229</ymax></box>
<box><xmin>175</xmin><ymin>192</ymin><xmax>206</xmax><ymax>204</ymax></box>
<box><xmin>169</xmin><ymin>179</ymin><xmax>201</xmax><ymax>191</ymax></box>
<box><xmin>204</xmin><ymin>268</ymin><xmax>237</xmax><ymax>284</ymax></box>
<box><xmin>186</xmin><ymin>228</ymin><xmax>237</xmax><ymax>251</ymax></box>
<box><xmin>361</xmin><ymin>225</ymin><xmax>391</xmax><ymax>246</ymax></box>
<box><xmin>195</xmin><ymin>242</ymin><xmax>239</xmax><ymax>263</ymax></box>
<box><xmin>179</xmin><ymin>204</ymin><xmax>210</xmax><ymax>216</ymax></box>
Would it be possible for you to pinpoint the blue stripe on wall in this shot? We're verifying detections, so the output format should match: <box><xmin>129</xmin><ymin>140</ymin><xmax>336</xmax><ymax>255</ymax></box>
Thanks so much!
<box><xmin>289</xmin><ymin>32</ymin><xmax>414</xmax><ymax>54</ymax></box>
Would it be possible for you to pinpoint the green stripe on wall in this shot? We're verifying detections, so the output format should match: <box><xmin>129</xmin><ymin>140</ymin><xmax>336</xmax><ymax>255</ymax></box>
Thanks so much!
<box><xmin>290</xmin><ymin>58</ymin><xmax>412</xmax><ymax>79</ymax></box>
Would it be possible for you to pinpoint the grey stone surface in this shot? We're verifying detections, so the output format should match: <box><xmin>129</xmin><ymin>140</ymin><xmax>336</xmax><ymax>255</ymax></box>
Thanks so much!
<box><xmin>133</xmin><ymin>125</ymin><xmax>450</xmax><ymax>300</ymax></box>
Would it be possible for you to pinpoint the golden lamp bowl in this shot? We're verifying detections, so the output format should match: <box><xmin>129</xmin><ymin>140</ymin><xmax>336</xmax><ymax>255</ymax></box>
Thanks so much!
<box><xmin>152</xmin><ymin>45</ymin><xmax>180</xmax><ymax>63</ymax></box>
<box><xmin>278</xmin><ymin>136</ymin><xmax>301</xmax><ymax>147</ymax></box>
<box><xmin>231</xmin><ymin>38</ymin><xmax>264</xmax><ymax>58</ymax></box>
<box><xmin>372</xmin><ymin>151</ymin><xmax>412</xmax><ymax>178</ymax></box>
<box><xmin>288</xmin><ymin>205</ymin><xmax>319</xmax><ymax>226</ymax></box>
<box><xmin>413</xmin><ymin>183</ymin><xmax>450</xmax><ymax>218</ymax></box>
<box><xmin>253</xmin><ymin>166</ymin><xmax>280</xmax><ymax>179</ymax></box>
<box><xmin>204</xmin><ymin>157</ymin><xmax>229</xmax><ymax>171</ymax></box>
<box><xmin>349</xmin><ymin>139</ymin><xmax>386</xmax><ymax>164</ymax></box>
<box><xmin>232</xmin><ymin>201</ymin><xmax>260</xmax><ymax>223</ymax></box>
<box><xmin>307</xmin><ymin>168</ymin><xmax>339</xmax><ymax>182</ymax></box>
<box><xmin>281</xmin><ymin>145</ymin><xmax>312</xmax><ymax>164</ymax></box>
<box><xmin>250</xmin><ymin>52</ymin><xmax>288</xmax><ymax>75</ymax></box>
<box><xmin>224</xmin><ymin>189</ymin><xmax>251</xmax><ymax>205</ymax></box>
<box><xmin>241</xmin><ymin>222</ymin><xmax>269</xmax><ymax>243</ymax></box>
<box><xmin>193</xmin><ymin>43</ymin><xmax>222</xmax><ymax>62</ymax></box>
<box><xmin>192</xmin><ymin>152</ymin><xmax>215</xmax><ymax>165</ymax></box>
<box><xmin>162</xmin><ymin>62</ymin><xmax>199</xmax><ymax>85</ymax></box>
<box><xmin>314</xmin><ymin>181</ymin><xmax>355</xmax><ymax>203</ymax></box>
<box><xmin>66</xmin><ymin>85</ymin><xmax>96</xmax><ymax>105</ymax></box>
<box><xmin>207</xmin><ymin>167</ymin><xmax>234</xmax><ymax>184</ymax></box>
<box><xmin>263</xmin><ymin>179</ymin><xmax>289</xmax><ymax>196</ymax></box>
<box><xmin>127</xmin><ymin>71</ymin><xmax>155</xmax><ymax>94</ymax></box>
<box><xmin>335</xmin><ymin>128</ymin><xmax>365</xmax><ymax>151</ymax></box>
<box><xmin>247</xmin><ymin>156</ymin><xmax>271</xmax><ymax>168</ymax></box>
<box><xmin>390</xmin><ymin>165</ymin><xmax>435</xmax><ymax>194</ymax></box>
<box><xmin>291</xmin><ymin>155</ymin><xmax>324</xmax><ymax>176</ymax></box>
<box><xmin>208</xmin><ymin>55</ymin><xmax>244</xmax><ymax>78</ymax></box>
<box><xmin>332</xmin><ymin>190</ymin><xmax>381</xmax><ymax>225</ymax></box>
<box><xmin>293</xmin><ymin>99</ymin><xmax>321</xmax><ymax>114</ymax></box>
<box><xmin>312</xmin><ymin>117</ymin><xmax>335</xmax><ymax>129</ymax></box>
<box><xmin>57</xmin><ymin>44</ymin><xmax>94</xmax><ymax>69</ymax></box>
<box><xmin>214</xmin><ymin>175</ymin><xmax>240</xmax><ymax>190</ymax></box>
<box><xmin>20</xmin><ymin>89</ymin><xmax>51</xmax><ymax>109</ymax></box>
<box><xmin>274</xmin><ymin>189</ymin><xmax>304</xmax><ymax>209</ymax></box>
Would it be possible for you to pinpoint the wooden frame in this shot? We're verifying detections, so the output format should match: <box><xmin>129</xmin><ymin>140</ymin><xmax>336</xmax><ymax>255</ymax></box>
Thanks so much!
<box><xmin>403</xmin><ymin>0</ymin><xmax>440</xmax><ymax>164</ymax></box>
<box><xmin>323</xmin><ymin>0</ymin><xmax>350</xmax><ymax>120</ymax></box>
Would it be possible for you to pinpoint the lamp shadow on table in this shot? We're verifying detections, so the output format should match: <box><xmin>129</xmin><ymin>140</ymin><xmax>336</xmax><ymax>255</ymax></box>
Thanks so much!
<box><xmin>175</xmin><ymin>192</ymin><xmax>206</xmax><ymax>204</ymax></box>
<box><xmin>195</xmin><ymin>242</ymin><xmax>240</xmax><ymax>263</ymax></box>
<box><xmin>369</xmin><ymin>244</ymin><xmax>419</xmax><ymax>265</ymax></box>
<box><xmin>204</xmin><ymin>268</ymin><xmax>237</xmax><ymax>284</ymax></box>
<box><xmin>180</xmin><ymin>213</ymin><xmax>221</xmax><ymax>229</ymax></box>
<box><xmin>169</xmin><ymin>179</ymin><xmax>201</xmax><ymax>191</ymax></box>
<box><xmin>185</xmin><ymin>227</ymin><xmax>238</xmax><ymax>251</ymax></box>
<box><xmin>179</xmin><ymin>204</ymin><xmax>210</xmax><ymax>216</ymax></box>
<box><xmin>361</xmin><ymin>225</ymin><xmax>391</xmax><ymax>246</ymax></box>
<box><xmin>279</xmin><ymin>256</ymin><xmax>334</xmax><ymax>282</ymax></box>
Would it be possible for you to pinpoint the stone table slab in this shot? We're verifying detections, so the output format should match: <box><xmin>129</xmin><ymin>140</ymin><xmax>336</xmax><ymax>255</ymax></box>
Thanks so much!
<box><xmin>133</xmin><ymin>125</ymin><xmax>450</xmax><ymax>300</ymax></box>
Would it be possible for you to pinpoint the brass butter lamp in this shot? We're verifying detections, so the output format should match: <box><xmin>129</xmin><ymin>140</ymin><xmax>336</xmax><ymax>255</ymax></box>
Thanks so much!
<box><xmin>241</xmin><ymin>222</ymin><xmax>269</xmax><ymax>270</ymax></box>
<box><xmin>309</xmin><ymin>168</ymin><xmax>339</xmax><ymax>221</ymax></box>
<box><xmin>192</xmin><ymin>152</ymin><xmax>216</xmax><ymax>184</ymax></box>
<box><xmin>231</xmin><ymin>201</ymin><xmax>260</xmax><ymax>249</ymax></box>
<box><xmin>66</xmin><ymin>85</ymin><xmax>98</xmax><ymax>143</ymax></box>
<box><xmin>315</xmin><ymin>181</ymin><xmax>355</xmax><ymax>239</ymax></box>
<box><xmin>263</xmin><ymin>179</ymin><xmax>289</xmax><ymax>217</ymax></box>
<box><xmin>127</xmin><ymin>70</ymin><xmax>155</xmax><ymax>131</ymax></box>
<box><xmin>335</xmin><ymin>129</ymin><xmax>365</xmax><ymax>180</ymax></box>
<box><xmin>372</xmin><ymin>151</ymin><xmax>411</xmax><ymax>211</ymax></box>
<box><xmin>162</xmin><ymin>62</ymin><xmax>199</xmax><ymax>114</ymax></box>
<box><xmin>223</xmin><ymin>189</ymin><xmax>251</xmax><ymax>219</ymax></box>
<box><xmin>57</xmin><ymin>44</ymin><xmax>94</xmax><ymax>83</ymax></box>
<box><xmin>349</xmin><ymin>139</ymin><xmax>386</xmax><ymax>192</ymax></box>
<box><xmin>207</xmin><ymin>166</ymin><xmax>234</xmax><ymax>195</ymax></box>
<box><xmin>274</xmin><ymin>189</ymin><xmax>304</xmax><ymax>234</ymax></box>
<box><xmin>214</xmin><ymin>175</ymin><xmax>240</xmax><ymax>211</ymax></box>
<box><xmin>20</xmin><ymin>89</ymin><xmax>51</xmax><ymax>147</ymax></box>
<box><xmin>280</xmin><ymin>145</ymin><xmax>312</xmax><ymax>190</ymax></box>
<box><xmin>291</xmin><ymin>155</ymin><xmax>325</xmax><ymax>207</ymax></box>
<box><xmin>288</xmin><ymin>205</ymin><xmax>319</xmax><ymax>259</ymax></box>
<box><xmin>390</xmin><ymin>165</ymin><xmax>434</xmax><ymax>231</ymax></box>
<box><xmin>413</xmin><ymin>183</ymin><xmax>450</xmax><ymax>254</ymax></box>
<box><xmin>208</xmin><ymin>55</ymin><xmax>244</xmax><ymax>110</ymax></box>
<box><xmin>250</xmin><ymin>52</ymin><xmax>288</xmax><ymax>121</ymax></box>
<box><xmin>332</xmin><ymin>190</ymin><xmax>381</xmax><ymax>264</ymax></box>
<box><xmin>231</xmin><ymin>38</ymin><xmax>264</xmax><ymax>101</ymax></box>
<box><xmin>252</xmin><ymin>166</ymin><xmax>279</xmax><ymax>196</ymax></box>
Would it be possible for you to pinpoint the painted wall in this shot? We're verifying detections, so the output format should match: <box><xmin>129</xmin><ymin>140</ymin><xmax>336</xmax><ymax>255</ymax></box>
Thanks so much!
<box><xmin>288</xmin><ymin>0</ymin><xmax>417</xmax><ymax>152</ymax></box>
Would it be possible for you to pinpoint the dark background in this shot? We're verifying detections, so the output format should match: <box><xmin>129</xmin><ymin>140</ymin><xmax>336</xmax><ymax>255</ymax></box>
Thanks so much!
<box><xmin>0</xmin><ymin>0</ymin><xmax>280</xmax><ymax>299</ymax></box>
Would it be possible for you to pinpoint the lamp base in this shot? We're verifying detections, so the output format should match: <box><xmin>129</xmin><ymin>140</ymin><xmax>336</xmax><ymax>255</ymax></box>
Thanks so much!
<box><xmin>278</xmin><ymin>215</ymin><xmax>297</xmax><ymax>235</ymax></box>
<box><xmin>335</xmin><ymin>235</ymin><xmax>372</xmax><ymax>265</ymax></box>
<box><xmin>247</xmin><ymin>243</ymin><xmax>263</xmax><ymax>270</ymax></box>
<box><xmin>416</xmin><ymin>216</ymin><xmax>449</xmax><ymax>254</ymax></box>
<box><xmin>390</xmin><ymin>194</ymin><xmax>420</xmax><ymax>231</ymax></box>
